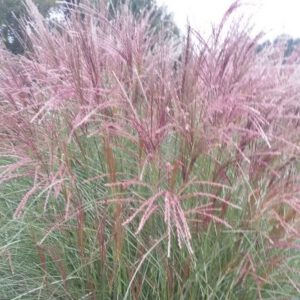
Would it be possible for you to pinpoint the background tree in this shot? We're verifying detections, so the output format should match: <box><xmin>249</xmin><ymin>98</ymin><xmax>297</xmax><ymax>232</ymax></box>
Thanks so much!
<box><xmin>108</xmin><ymin>0</ymin><xmax>178</xmax><ymax>35</ymax></box>
<box><xmin>0</xmin><ymin>0</ymin><xmax>177</xmax><ymax>54</ymax></box>
<box><xmin>0</xmin><ymin>0</ymin><xmax>56</xmax><ymax>54</ymax></box>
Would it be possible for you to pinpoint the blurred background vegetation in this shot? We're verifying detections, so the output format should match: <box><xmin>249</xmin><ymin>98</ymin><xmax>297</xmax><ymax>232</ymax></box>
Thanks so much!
<box><xmin>0</xmin><ymin>0</ymin><xmax>178</xmax><ymax>54</ymax></box>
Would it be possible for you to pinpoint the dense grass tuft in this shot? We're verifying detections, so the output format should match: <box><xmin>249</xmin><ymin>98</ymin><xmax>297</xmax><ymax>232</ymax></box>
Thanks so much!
<box><xmin>1</xmin><ymin>0</ymin><xmax>300</xmax><ymax>298</ymax></box>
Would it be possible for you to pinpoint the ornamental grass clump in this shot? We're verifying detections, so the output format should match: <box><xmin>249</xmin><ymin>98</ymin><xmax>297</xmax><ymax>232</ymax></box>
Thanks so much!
<box><xmin>1</xmin><ymin>0</ymin><xmax>300</xmax><ymax>298</ymax></box>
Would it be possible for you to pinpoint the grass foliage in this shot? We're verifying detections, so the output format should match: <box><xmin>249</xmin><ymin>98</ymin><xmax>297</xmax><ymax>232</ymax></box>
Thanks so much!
<box><xmin>1</xmin><ymin>0</ymin><xmax>300</xmax><ymax>298</ymax></box>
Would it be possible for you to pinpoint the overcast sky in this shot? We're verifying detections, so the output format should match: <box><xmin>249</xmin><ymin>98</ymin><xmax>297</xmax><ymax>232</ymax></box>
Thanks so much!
<box><xmin>156</xmin><ymin>0</ymin><xmax>300</xmax><ymax>39</ymax></box>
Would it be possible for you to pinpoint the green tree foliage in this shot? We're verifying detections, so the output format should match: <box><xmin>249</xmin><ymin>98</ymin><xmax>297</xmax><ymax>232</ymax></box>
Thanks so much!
<box><xmin>109</xmin><ymin>0</ymin><xmax>158</xmax><ymax>16</ymax></box>
<box><xmin>0</xmin><ymin>0</ymin><xmax>177</xmax><ymax>54</ymax></box>
<box><xmin>0</xmin><ymin>0</ymin><xmax>56</xmax><ymax>54</ymax></box>
<box><xmin>109</xmin><ymin>0</ymin><xmax>178</xmax><ymax>35</ymax></box>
